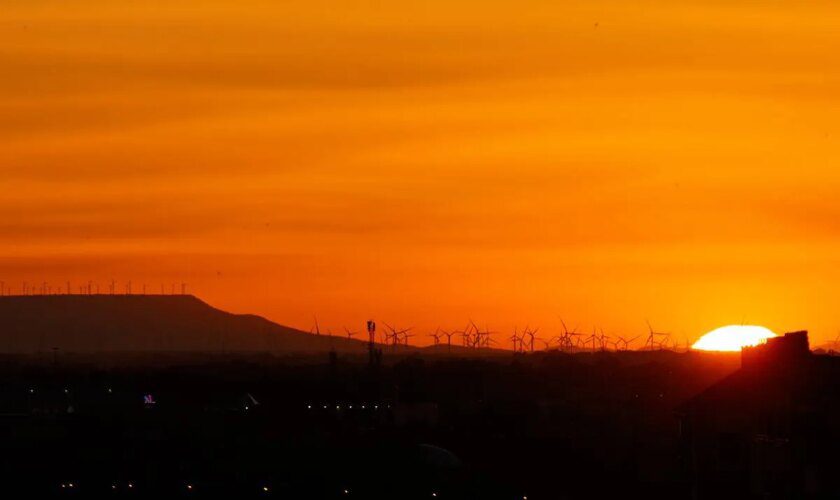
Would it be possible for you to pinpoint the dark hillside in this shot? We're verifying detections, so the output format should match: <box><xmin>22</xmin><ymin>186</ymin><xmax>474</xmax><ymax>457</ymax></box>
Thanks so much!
<box><xmin>0</xmin><ymin>295</ymin><xmax>368</xmax><ymax>354</ymax></box>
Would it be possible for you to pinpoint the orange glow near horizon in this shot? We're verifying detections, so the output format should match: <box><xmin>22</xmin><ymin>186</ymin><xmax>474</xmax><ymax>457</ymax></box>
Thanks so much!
<box><xmin>692</xmin><ymin>325</ymin><xmax>777</xmax><ymax>352</ymax></box>
<box><xmin>2</xmin><ymin>1</ymin><xmax>840</xmax><ymax>347</ymax></box>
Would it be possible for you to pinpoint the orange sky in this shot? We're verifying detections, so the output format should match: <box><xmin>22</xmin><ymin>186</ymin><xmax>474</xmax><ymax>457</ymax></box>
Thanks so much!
<box><xmin>3</xmin><ymin>0</ymin><xmax>840</xmax><ymax>347</ymax></box>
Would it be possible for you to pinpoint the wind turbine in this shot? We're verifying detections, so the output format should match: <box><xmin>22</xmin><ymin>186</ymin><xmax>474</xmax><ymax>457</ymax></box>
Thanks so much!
<box><xmin>583</xmin><ymin>327</ymin><xmax>600</xmax><ymax>352</ymax></box>
<box><xmin>383</xmin><ymin>324</ymin><xmax>396</xmax><ymax>345</ymax></box>
<box><xmin>402</xmin><ymin>330</ymin><xmax>415</xmax><ymax>346</ymax></box>
<box><xmin>470</xmin><ymin>320</ymin><xmax>482</xmax><ymax>347</ymax></box>
<box><xmin>537</xmin><ymin>337</ymin><xmax>553</xmax><ymax>350</ymax></box>
<box><xmin>456</xmin><ymin>323</ymin><xmax>474</xmax><ymax>348</ymax></box>
<box><xmin>442</xmin><ymin>330</ymin><xmax>455</xmax><ymax>352</ymax></box>
<box><xmin>558</xmin><ymin>319</ymin><xmax>581</xmax><ymax>353</ymax></box>
<box><xmin>470</xmin><ymin>320</ymin><xmax>496</xmax><ymax>349</ymax></box>
<box><xmin>509</xmin><ymin>327</ymin><xmax>521</xmax><ymax>353</ymax></box>
<box><xmin>383</xmin><ymin>323</ymin><xmax>412</xmax><ymax>349</ymax></box>
<box><xmin>520</xmin><ymin>326</ymin><xmax>539</xmax><ymax>353</ymax></box>
<box><xmin>383</xmin><ymin>322</ymin><xmax>396</xmax><ymax>345</ymax></box>
<box><xmin>343</xmin><ymin>327</ymin><xmax>359</xmax><ymax>340</ymax></box>
<box><xmin>617</xmin><ymin>335</ymin><xmax>640</xmax><ymax>351</ymax></box>
<box><xmin>429</xmin><ymin>328</ymin><xmax>442</xmax><ymax>346</ymax></box>
<box><xmin>645</xmin><ymin>320</ymin><xmax>670</xmax><ymax>351</ymax></box>
<box><xmin>520</xmin><ymin>326</ymin><xmax>532</xmax><ymax>352</ymax></box>
<box><xmin>599</xmin><ymin>328</ymin><xmax>611</xmax><ymax>351</ymax></box>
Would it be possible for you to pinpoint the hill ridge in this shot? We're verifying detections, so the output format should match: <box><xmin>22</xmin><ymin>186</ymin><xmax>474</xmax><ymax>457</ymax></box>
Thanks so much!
<box><xmin>0</xmin><ymin>294</ymin><xmax>370</xmax><ymax>354</ymax></box>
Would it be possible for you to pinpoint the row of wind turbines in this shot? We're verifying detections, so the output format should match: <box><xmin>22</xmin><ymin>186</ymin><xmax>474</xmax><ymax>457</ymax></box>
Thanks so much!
<box><xmin>311</xmin><ymin>317</ymin><xmax>690</xmax><ymax>353</ymax></box>
<box><xmin>0</xmin><ymin>280</ymin><xmax>188</xmax><ymax>296</ymax></box>
<box><xmin>505</xmin><ymin>320</ymin><xmax>681</xmax><ymax>353</ymax></box>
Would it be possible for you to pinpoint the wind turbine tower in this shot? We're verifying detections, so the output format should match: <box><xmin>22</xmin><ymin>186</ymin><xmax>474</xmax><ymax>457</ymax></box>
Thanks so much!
<box><xmin>646</xmin><ymin>320</ymin><xmax>670</xmax><ymax>351</ymax></box>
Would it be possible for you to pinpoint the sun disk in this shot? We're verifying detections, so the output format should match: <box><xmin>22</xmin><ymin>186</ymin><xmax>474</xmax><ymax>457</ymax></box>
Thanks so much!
<box><xmin>692</xmin><ymin>325</ymin><xmax>777</xmax><ymax>352</ymax></box>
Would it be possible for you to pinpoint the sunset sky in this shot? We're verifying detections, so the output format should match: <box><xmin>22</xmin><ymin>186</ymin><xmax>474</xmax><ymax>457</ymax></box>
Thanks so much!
<box><xmin>3</xmin><ymin>0</ymin><xmax>840</xmax><ymax>347</ymax></box>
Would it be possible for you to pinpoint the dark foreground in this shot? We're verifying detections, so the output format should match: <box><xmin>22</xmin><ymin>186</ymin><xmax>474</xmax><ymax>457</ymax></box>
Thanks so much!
<box><xmin>0</xmin><ymin>346</ymin><xmax>835</xmax><ymax>499</ymax></box>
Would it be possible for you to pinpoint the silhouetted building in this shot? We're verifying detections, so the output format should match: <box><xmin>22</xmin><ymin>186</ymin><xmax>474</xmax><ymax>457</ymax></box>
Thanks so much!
<box><xmin>677</xmin><ymin>331</ymin><xmax>840</xmax><ymax>500</ymax></box>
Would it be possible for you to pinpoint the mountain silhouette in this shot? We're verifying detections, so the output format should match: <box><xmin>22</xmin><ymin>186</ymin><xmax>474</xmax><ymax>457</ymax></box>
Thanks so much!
<box><xmin>0</xmin><ymin>295</ymin><xmax>374</xmax><ymax>354</ymax></box>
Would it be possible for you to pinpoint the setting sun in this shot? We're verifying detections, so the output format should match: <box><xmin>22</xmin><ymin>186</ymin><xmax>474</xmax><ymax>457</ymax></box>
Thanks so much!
<box><xmin>692</xmin><ymin>325</ymin><xmax>777</xmax><ymax>352</ymax></box>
